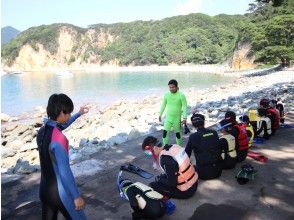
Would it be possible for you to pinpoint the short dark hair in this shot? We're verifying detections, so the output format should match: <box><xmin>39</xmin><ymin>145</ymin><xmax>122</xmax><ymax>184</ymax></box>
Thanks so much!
<box><xmin>225</xmin><ymin>111</ymin><xmax>236</xmax><ymax>123</ymax></box>
<box><xmin>260</xmin><ymin>98</ymin><xmax>270</xmax><ymax>108</ymax></box>
<box><xmin>142</xmin><ymin>136</ymin><xmax>160</xmax><ymax>150</ymax></box>
<box><xmin>258</xmin><ymin>108</ymin><xmax>267</xmax><ymax>117</ymax></box>
<box><xmin>168</xmin><ymin>79</ymin><xmax>178</xmax><ymax>87</ymax></box>
<box><xmin>46</xmin><ymin>93</ymin><xmax>74</xmax><ymax>120</ymax></box>
<box><xmin>191</xmin><ymin>113</ymin><xmax>205</xmax><ymax>128</ymax></box>
<box><xmin>239</xmin><ymin>115</ymin><xmax>249</xmax><ymax>123</ymax></box>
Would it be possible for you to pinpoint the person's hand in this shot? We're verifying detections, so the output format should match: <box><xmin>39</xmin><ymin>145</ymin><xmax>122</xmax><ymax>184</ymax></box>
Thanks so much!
<box><xmin>181</xmin><ymin>119</ymin><xmax>187</xmax><ymax>125</ymax></box>
<box><xmin>74</xmin><ymin>196</ymin><xmax>85</xmax><ymax>210</ymax></box>
<box><xmin>159</xmin><ymin>116</ymin><xmax>162</xmax><ymax>122</ymax></box>
<box><xmin>79</xmin><ymin>106</ymin><xmax>89</xmax><ymax>115</ymax></box>
<box><xmin>155</xmin><ymin>174</ymin><xmax>167</xmax><ymax>182</ymax></box>
<box><xmin>155</xmin><ymin>175</ymin><xmax>161</xmax><ymax>182</ymax></box>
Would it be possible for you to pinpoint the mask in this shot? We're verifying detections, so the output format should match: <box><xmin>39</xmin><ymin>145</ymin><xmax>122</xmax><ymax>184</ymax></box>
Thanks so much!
<box><xmin>144</xmin><ymin>150</ymin><xmax>152</xmax><ymax>157</ymax></box>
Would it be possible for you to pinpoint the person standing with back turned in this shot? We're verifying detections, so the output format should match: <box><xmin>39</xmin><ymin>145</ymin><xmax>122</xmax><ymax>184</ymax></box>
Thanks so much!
<box><xmin>37</xmin><ymin>94</ymin><xmax>88</xmax><ymax>220</ymax></box>
<box><xmin>159</xmin><ymin>79</ymin><xmax>187</xmax><ymax>146</ymax></box>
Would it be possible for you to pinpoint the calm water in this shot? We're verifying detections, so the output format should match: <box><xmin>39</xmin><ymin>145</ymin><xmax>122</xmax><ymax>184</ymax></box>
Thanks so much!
<box><xmin>1</xmin><ymin>71</ymin><xmax>233</xmax><ymax>115</ymax></box>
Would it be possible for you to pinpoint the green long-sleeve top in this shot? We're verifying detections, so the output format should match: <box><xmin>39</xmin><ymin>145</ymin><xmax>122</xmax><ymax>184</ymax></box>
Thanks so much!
<box><xmin>159</xmin><ymin>90</ymin><xmax>187</xmax><ymax>119</ymax></box>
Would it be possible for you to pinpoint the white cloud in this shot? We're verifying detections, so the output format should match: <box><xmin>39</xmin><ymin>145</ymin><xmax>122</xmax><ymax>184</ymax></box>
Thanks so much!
<box><xmin>175</xmin><ymin>0</ymin><xmax>203</xmax><ymax>15</ymax></box>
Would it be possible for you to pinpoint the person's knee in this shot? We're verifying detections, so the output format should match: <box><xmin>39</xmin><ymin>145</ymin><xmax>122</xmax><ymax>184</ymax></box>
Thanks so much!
<box><xmin>176</xmin><ymin>132</ymin><xmax>181</xmax><ymax>139</ymax></box>
<box><xmin>163</xmin><ymin>130</ymin><xmax>168</xmax><ymax>138</ymax></box>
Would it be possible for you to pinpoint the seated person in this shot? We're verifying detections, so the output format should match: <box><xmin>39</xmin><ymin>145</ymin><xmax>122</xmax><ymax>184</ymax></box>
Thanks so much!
<box><xmin>142</xmin><ymin>136</ymin><xmax>198</xmax><ymax>199</ymax></box>
<box><xmin>239</xmin><ymin>115</ymin><xmax>255</xmax><ymax>148</ymax></box>
<box><xmin>185</xmin><ymin>113</ymin><xmax>222</xmax><ymax>180</ymax></box>
<box><xmin>225</xmin><ymin>111</ymin><xmax>249</xmax><ymax>162</ymax></box>
<box><xmin>260</xmin><ymin>98</ymin><xmax>279</xmax><ymax>135</ymax></box>
<box><xmin>219</xmin><ymin>118</ymin><xmax>237</xmax><ymax>169</ymax></box>
<box><xmin>276</xmin><ymin>98</ymin><xmax>285</xmax><ymax>124</ymax></box>
<box><xmin>256</xmin><ymin>108</ymin><xmax>272</xmax><ymax>140</ymax></box>
<box><xmin>118</xmin><ymin>179</ymin><xmax>170</xmax><ymax>220</ymax></box>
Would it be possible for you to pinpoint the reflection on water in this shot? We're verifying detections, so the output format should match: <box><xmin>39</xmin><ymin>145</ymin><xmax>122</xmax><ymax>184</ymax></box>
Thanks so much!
<box><xmin>1</xmin><ymin>71</ymin><xmax>233</xmax><ymax>115</ymax></box>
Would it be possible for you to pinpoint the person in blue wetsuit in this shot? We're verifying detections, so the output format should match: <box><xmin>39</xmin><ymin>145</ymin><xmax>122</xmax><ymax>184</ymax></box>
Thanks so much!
<box><xmin>36</xmin><ymin>93</ymin><xmax>89</xmax><ymax>220</ymax></box>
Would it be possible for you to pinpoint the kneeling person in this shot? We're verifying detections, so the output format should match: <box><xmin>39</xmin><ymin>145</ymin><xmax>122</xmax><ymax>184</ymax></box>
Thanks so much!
<box><xmin>142</xmin><ymin>136</ymin><xmax>198</xmax><ymax>199</ymax></box>
<box><xmin>239</xmin><ymin>115</ymin><xmax>255</xmax><ymax>148</ymax></box>
<box><xmin>256</xmin><ymin>108</ymin><xmax>272</xmax><ymax>140</ymax></box>
<box><xmin>185</xmin><ymin>114</ymin><xmax>222</xmax><ymax>180</ymax></box>
<box><xmin>219</xmin><ymin>119</ymin><xmax>237</xmax><ymax>169</ymax></box>
<box><xmin>119</xmin><ymin>179</ymin><xmax>169</xmax><ymax>220</ymax></box>
<box><xmin>225</xmin><ymin>111</ymin><xmax>249</xmax><ymax>162</ymax></box>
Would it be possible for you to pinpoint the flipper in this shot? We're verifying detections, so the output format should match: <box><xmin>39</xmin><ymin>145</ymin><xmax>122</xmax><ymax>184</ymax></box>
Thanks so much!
<box><xmin>247</xmin><ymin>151</ymin><xmax>268</xmax><ymax>163</ymax></box>
<box><xmin>120</xmin><ymin>164</ymin><xmax>154</xmax><ymax>179</ymax></box>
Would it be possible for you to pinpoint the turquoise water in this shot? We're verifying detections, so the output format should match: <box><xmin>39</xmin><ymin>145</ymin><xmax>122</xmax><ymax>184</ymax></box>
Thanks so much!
<box><xmin>1</xmin><ymin>71</ymin><xmax>233</xmax><ymax>115</ymax></box>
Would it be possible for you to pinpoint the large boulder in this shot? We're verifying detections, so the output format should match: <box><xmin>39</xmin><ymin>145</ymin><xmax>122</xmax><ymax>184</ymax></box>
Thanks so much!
<box><xmin>11</xmin><ymin>124</ymin><xmax>31</xmax><ymax>136</ymax></box>
<box><xmin>2</xmin><ymin>148</ymin><xmax>17</xmax><ymax>158</ymax></box>
<box><xmin>4</xmin><ymin>124</ymin><xmax>18</xmax><ymax>132</ymax></box>
<box><xmin>5</xmin><ymin>139</ymin><xmax>23</xmax><ymax>150</ymax></box>
<box><xmin>127</xmin><ymin>128</ymin><xmax>141</xmax><ymax>141</ymax></box>
<box><xmin>13</xmin><ymin>159</ymin><xmax>39</xmax><ymax>174</ymax></box>
<box><xmin>1</xmin><ymin>113</ymin><xmax>10</xmax><ymax>122</ymax></box>
<box><xmin>107</xmin><ymin>134</ymin><xmax>128</xmax><ymax>146</ymax></box>
<box><xmin>19</xmin><ymin>143</ymin><xmax>38</xmax><ymax>152</ymax></box>
<box><xmin>209</xmin><ymin>110</ymin><xmax>219</xmax><ymax>118</ymax></box>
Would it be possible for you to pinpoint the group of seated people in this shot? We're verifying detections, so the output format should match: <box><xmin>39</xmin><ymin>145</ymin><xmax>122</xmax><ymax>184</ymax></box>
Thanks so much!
<box><xmin>122</xmin><ymin>97</ymin><xmax>285</xmax><ymax>220</ymax></box>
<box><xmin>120</xmin><ymin>99</ymin><xmax>284</xmax><ymax>219</ymax></box>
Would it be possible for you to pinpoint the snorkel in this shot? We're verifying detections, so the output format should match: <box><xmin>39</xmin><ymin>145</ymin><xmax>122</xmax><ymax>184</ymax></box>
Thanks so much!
<box><xmin>144</xmin><ymin>145</ymin><xmax>159</xmax><ymax>164</ymax></box>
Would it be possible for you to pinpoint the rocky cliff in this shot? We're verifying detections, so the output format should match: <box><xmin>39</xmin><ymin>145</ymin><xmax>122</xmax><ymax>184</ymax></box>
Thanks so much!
<box><xmin>230</xmin><ymin>42</ymin><xmax>256</xmax><ymax>70</ymax></box>
<box><xmin>1</xmin><ymin>14</ymin><xmax>257</xmax><ymax>71</ymax></box>
<box><xmin>2</xmin><ymin>25</ymin><xmax>116</xmax><ymax>71</ymax></box>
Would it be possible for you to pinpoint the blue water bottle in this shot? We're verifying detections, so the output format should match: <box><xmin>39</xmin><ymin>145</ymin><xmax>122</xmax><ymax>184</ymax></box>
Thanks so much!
<box><xmin>165</xmin><ymin>200</ymin><xmax>176</xmax><ymax>215</ymax></box>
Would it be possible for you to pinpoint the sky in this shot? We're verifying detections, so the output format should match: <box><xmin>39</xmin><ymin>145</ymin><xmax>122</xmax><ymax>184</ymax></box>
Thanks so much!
<box><xmin>1</xmin><ymin>0</ymin><xmax>254</xmax><ymax>31</ymax></box>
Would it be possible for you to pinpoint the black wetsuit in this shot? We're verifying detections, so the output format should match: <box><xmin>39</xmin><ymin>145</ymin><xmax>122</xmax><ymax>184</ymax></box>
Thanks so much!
<box><xmin>149</xmin><ymin>145</ymin><xmax>197</xmax><ymax>199</ymax></box>
<box><xmin>185</xmin><ymin>127</ymin><xmax>222</xmax><ymax>180</ymax></box>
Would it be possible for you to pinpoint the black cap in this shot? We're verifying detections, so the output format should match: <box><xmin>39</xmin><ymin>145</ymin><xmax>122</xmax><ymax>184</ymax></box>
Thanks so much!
<box><xmin>225</xmin><ymin>111</ymin><xmax>236</xmax><ymax>120</ymax></box>
<box><xmin>191</xmin><ymin>113</ymin><xmax>205</xmax><ymax>124</ymax></box>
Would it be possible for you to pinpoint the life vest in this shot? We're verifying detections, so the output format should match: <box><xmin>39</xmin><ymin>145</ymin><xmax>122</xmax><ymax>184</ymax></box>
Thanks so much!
<box><xmin>122</xmin><ymin>182</ymin><xmax>164</xmax><ymax>206</ymax></box>
<box><xmin>159</xmin><ymin>144</ymin><xmax>198</xmax><ymax>191</ymax></box>
<box><xmin>246</xmin><ymin>124</ymin><xmax>255</xmax><ymax>148</ymax></box>
<box><xmin>267</xmin><ymin>108</ymin><xmax>280</xmax><ymax>129</ymax></box>
<box><xmin>234</xmin><ymin>123</ymin><xmax>249</xmax><ymax>151</ymax></box>
<box><xmin>125</xmin><ymin>182</ymin><xmax>164</xmax><ymax>200</ymax></box>
<box><xmin>257</xmin><ymin>117</ymin><xmax>272</xmax><ymax>136</ymax></box>
<box><xmin>221</xmin><ymin>134</ymin><xmax>236</xmax><ymax>159</ymax></box>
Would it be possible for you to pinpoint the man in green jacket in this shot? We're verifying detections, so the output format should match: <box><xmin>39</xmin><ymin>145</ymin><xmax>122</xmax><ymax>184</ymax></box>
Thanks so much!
<box><xmin>159</xmin><ymin>79</ymin><xmax>187</xmax><ymax>145</ymax></box>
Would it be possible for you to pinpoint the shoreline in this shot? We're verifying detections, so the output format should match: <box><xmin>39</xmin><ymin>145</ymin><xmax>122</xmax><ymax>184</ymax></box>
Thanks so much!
<box><xmin>2</xmin><ymin>63</ymin><xmax>255</xmax><ymax>75</ymax></box>
<box><xmin>1</xmin><ymin>69</ymin><xmax>293</xmax><ymax>175</ymax></box>
<box><xmin>1</xmin><ymin>65</ymin><xmax>282</xmax><ymax>118</ymax></box>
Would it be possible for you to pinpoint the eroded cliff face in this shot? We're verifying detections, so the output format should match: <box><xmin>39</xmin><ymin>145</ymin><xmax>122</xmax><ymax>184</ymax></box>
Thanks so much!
<box><xmin>230</xmin><ymin>42</ymin><xmax>256</xmax><ymax>70</ymax></box>
<box><xmin>2</xmin><ymin>26</ymin><xmax>116</xmax><ymax>71</ymax></box>
<box><xmin>2</xmin><ymin>25</ymin><xmax>257</xmax><ymax>71</ymax></box>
